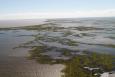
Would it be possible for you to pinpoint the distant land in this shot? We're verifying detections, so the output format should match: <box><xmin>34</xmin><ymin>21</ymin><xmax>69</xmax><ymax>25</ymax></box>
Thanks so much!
<box><xmin>0</xmin><ymin>19</ymin><xmax>46</xmax><ymax>28</ymax></box>
<box><xmin>0</xmin><ymin>17</ymin><xmax>115</xmax><ymax>28</ymax></box>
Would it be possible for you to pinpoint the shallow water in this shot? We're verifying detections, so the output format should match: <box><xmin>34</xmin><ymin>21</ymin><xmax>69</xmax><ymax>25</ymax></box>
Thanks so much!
<box><xmin>0</xmin><ymin>18</ymin><xmax>115</xmax><ymax>56</ymax></box>
<box><xmin>0</xmin><ymin>17</ymin><xmax>115</xmax><ymax>77</ymax></box>
<box><xmin>0</xmin><ymin>30</ymin><xmax>64</xmax><ymax>77</ymax></box>
<box><xmin>0</xmin><ymin>30</ymin><xmax>35</xmax><ymax>56</ymax></box>
<box><xmin>46</xmin><ymin>18</ymin><xmax>115</xmax><ymax>54</ymax></box>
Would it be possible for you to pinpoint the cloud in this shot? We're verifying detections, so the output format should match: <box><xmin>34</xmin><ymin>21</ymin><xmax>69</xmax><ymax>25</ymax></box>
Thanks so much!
<box><xmin>0</xmin><ymin>9</ymin><xmax>115</xmax><ymax>19</ymax></box>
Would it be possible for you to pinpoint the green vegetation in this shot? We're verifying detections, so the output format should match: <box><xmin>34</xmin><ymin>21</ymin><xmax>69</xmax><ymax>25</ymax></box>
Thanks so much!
<box><xmin>80</xmin><ymin>33</ymin><xmax>95</xmax><ymax>37</ymax></box>
<box><xmin>66</xmin><ymin>39</ymin><xmax>78</xmax><ymax>46</ymax></box>
<box><xmin>81</xmin><ymin>33</ymin><xmax>88</xmax><ymax>36</ymax></box>
<box><xmin>61</xmin><ymin>49</ymin><xmax>72</xmax><ymax>56</ymax></box>
<box><xmin>33</xmin><ymin>32</ymin><xmax>78</xmax><ymax>46</ymax></box>
<box><xmin>63</xmin><ymin>30</ymin><xmax>73</xmax><ymax>37</ymax></box>
<box><xmin>20</xmin><ymin>23</ymin><xmax>65</xmax><ymax>31</ymax></box>
<box><xmin>62</xmin><ymin>53</ymin><xmax>114</xmax><ymax>77</ymax></box>
<box><xmin>28</xmin><ymin>46</ymin><xmax>47</xmax><ymax>59</ymax></box>
<box><xmin>28</xmin><ymin>46</ymin><xmax>70</xmax><ymax>64</ymax></box>
<box><xmin>104</xmin><ymin>44</ymin><xmax>115</xmax><ymax>48</ymax></box>
<box><xmin>58</xmin><ymin>39</ymin><xmax>78</xmax><ymax>46</ymax></box>
<box><xmin>0</xmin><ymin>28</ymin><xmax>16</xmax><ymax>30</ymax></box>
<box><xmin>107</xmin><ymin>36</ymin><xmax>115</xmax><ymax>39</ymax></box>
<box><xmin>34</xmin><ymin>34</ymin><xmax>45</xmax><ymax>41</ymax></box>
<box><xmin>11</xmin><ymin>22</ymin><xmax>115</xmax><ymax>77</ymax></box>
<box><xmin>28</xmin><ymin>45</ymin><xmax>115</xmax><ymax>77</ymax></box>
<box><xmin>74</xmin><ymin>26</ymin><xmax>103</xmax><ymax>31</ymax></box>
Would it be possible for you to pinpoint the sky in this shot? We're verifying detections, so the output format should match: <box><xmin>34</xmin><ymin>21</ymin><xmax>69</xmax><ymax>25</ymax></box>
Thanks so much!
<box><xmin>0</xmin><ymin>0</ymin><xmax>115</xmax><ymax>19</ymax></box>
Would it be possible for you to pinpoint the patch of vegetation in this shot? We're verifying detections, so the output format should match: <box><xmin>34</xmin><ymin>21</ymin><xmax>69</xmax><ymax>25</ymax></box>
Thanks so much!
<box><xmin>107</xmin><ymin>36</ymin><xmax>115</xmax><ymax>39</ymax></box>
<box><xmin>63</xmin><ymin>30</ymin><xmax>73</xmax><ymax>37</ymax></box>
<box><xmin>61</xmin><ymin>49</ymin><xmax>72</xmax><ymax>56</ymax></box>
<box><xmin>81</xmin><ymin>33</ymin><xmax>96</xmax><ymax>37</ymax></box>
<box><xmin>19</xmin><ymin>23</ymin><xmax>65</xmax><ymax>31</ymax></box>
<box><xmin>28</xmin><ymin>46</ymin><xmax>47</xmax><ymax>59</ymax></box>
<box><xmin>16</xmin><ymin>30</ymin><xmax>114</xmax><ymax>77</ymax></box>
<box><xmin>104</xmin><ymin>44</ymin><xmax>115</xmax><ymax>48</ymax></box>
<box><xmin>10</xmin><ymin>20</ymin><xmax>115</xmax><ymax>77</ymax></box>
<box><xmin>62</xmin><ymin>53</ymin><xmax>115</xmax><ymax>77</ymax></box>
<box><xmin>74</xmin><ymin>42</ymin><xmax>115</xmax><ymax>48</ymax></box>
<box><xmin>16</xmin><ymin>34</ymin><xmax>35</xmax><ymax>37</ymax></box>
<box><xmin>0</xmin><ymin>28</ymin><xmax>15</xmax><ymax>31</ymax></box>
<box><xmin>58</xmin><ymin>39</ymin><xmax>78</xmax><ymax>46</ymax></box>
<box><xmin>66</xmin><ymin>39</ymin><xmax>78</xmax><ymax>46</ymax></box>
<box><xmin>34</xmin><ymin>34</ymin><xmax>45</xmax><ymax>41</ymax></box>
<box><xmin>28</xmin><ymin>45</ymin><xmax>115</xmax><ymax>77</ymax></box>
<box><xmin>28</xmin><ymin>46</ymin><xmax>57</xmax><ymax>64</ymax></box>
<box><xmin>73</xmin><ymin>26</ymin><xmax>104</xmax><ymax>31</ymax></box>
<box><xmin>33</xmin><ymin>32</ymin><xmax>78</xmax><ymax>46</ymax></box>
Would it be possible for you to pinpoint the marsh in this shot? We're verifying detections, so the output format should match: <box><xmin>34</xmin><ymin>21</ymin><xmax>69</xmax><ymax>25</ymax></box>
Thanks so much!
<box><xmin>0</xmin><ymin>18</ymin><xmax>115</xmax><ymax>77</ymax></box>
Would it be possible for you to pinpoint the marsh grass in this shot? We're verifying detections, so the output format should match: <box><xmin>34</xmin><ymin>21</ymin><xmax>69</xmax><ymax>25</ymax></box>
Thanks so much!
<box><xmin>12</xmin><ymin>22</ymin><xmax>115</xmax><ymax>77</ymax></box>
<box><xmin>63</xmin><ymin>30</ymin><xmax>73</xmax><ymax>37</ymax></box>
<box><xmin>62</xmin><ymin>53</ymin><xmax>115</xmax><ymax>77</ymax></box>
<box><xmin>28</xmin><ymin>45</ymin><xmax>115</xmax><ymax>77</ymax></box>
<box><xmin>73</xmin><ymin>26</ymin><xmax>104</xmax><ymax>31</ymax></box>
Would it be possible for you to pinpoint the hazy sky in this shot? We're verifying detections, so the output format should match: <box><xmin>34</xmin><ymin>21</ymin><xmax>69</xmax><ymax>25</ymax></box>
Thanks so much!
<box><xmin>0</xmin><ymin>0</ymin><xmax>115</xmax><ymax>19</ymax></box>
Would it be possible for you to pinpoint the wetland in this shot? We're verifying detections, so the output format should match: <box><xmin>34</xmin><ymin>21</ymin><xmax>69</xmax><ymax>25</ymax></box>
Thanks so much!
<box><xmin>0</xmin><ymin>18</ymin><xmax>115</xmax><ymax>77</ymax></box>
